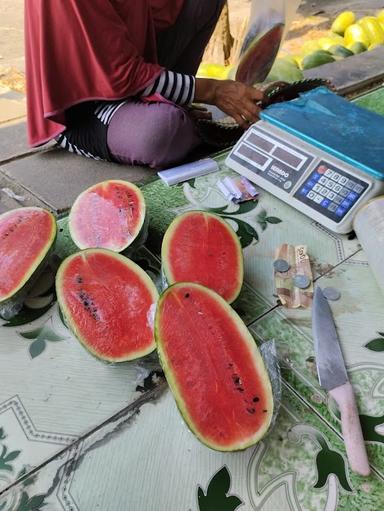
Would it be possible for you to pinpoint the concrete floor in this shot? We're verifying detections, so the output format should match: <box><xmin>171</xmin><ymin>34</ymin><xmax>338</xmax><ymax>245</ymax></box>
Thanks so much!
<box><xmin>0</xmin><ymin>0</ymin><xmax>24</xmax><ymax>72</ymax></box>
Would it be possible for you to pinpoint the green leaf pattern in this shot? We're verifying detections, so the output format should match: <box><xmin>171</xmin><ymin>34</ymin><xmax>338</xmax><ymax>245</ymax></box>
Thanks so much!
<box><xmin>257</xmin><ymin>209</ymin><xmax>282</xmax><ymax>232</ymax></box>
<box><xmin>29</xmin><ymin>340</ymin><xmax>46</xmax><ymax>359</ymax></box>
<box><xmin>0</xmin><ymin>430</ymin><xmax>46</xmax><ymax>510</ymax></box>
<box><xmin>314</xmin><ymin>441</ymin><xmax>352</xmax><ymax>493</ymax></box>
<box><xmin>204</xmin><ymin>200</ymin><xmax>282</xmax><ymax>249</ymax></box>
<box><xmin>19</xmin><ymin>321</ymin><xmax>67</xmax><ymax>360</ymax></box>
<box><xmin>198</xmin><ymin>467</ymin><xmax>243</xmax><ymax>511</ymax></box>
<box><xmin>227</xmin><ymin>201</ymin><xmax>260</xmax><ymax>216</ymax></box>
<box><xmin>360</xmin><ymin>414</ymin><xmax>384</xmax><ymax>444</ymax></box>
<box><xmin>0</xmin><ymin>445</ymin><xmax>21</xmax><ymax>472</ymax></box>
<box><xmin>17</xmin><ymin>467</ymin><xmax>38</xmax><ymax>488</ymax></box>
<box><xmin>221</xmin><ymin>216</ymin><xmax>259</xmax><ymax>248</ymax></box>
<box><xmin>14</xmin><ymin>491</ymin><xmax>46</xmax><ymax>511</ymax></box>
<box><xmin>365</xmin><ymin>332</ymin><xmax>384</xmax><ymax>352</ymax></box>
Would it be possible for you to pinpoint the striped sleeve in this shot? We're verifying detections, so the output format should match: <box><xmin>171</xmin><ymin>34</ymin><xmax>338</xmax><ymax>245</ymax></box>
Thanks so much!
<box><xmin>142</xmin><ymin>70</ymin><xmax>195</xmax><ymax>105</ymax></box>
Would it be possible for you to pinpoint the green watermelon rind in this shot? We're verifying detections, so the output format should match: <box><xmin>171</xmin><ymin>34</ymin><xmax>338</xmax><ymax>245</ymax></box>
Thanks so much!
<box><xmin>155</xmin><ymin>282</ymin><xmax>274</xmax><ymax>452</ymax></box>
<box><xmin>56</xmin><ymin>248</ymin><xmax>159</xmax><ymax>363</ymax></box>
<box><xmin>69</xmin><ymin>180</ymin><xmax>147</xmax><ymax>253</ymax></box>
<box><xmin>0</xmin><ymin>207</ymin><xmax>57</xmax><ymax>306</ymax></box>
<box><xmin>161</xmin><ymin>211</ymin><xmax>244</xmax><ymax>304</ymax></box>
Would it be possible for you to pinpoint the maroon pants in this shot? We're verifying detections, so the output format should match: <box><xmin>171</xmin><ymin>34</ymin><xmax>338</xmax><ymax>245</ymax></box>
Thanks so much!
<box><xmin>107</xmin><ymin>0</ymin><xmax>225</xmax><ymax>169</ymax></box>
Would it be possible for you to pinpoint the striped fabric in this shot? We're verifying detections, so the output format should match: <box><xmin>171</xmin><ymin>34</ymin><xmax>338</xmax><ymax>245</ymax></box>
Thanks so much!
<box><xmin>142</xmin><ymin>70</ymin><xmax>195</xmax><ymax>105</ymax></box>
<box><xmin>56</xmin><ymin>133</ymin><xmax>103</xmax><ymax>160</ymax></box>
<box><xmin>94</xmin><ymin>101</ymin><xmax>127</xmax><ymax>125</ymax></box>
<box><xmin>56</xmin><ymin>101</ymin><xmax>127</xmax><ymax>160</ymax></box>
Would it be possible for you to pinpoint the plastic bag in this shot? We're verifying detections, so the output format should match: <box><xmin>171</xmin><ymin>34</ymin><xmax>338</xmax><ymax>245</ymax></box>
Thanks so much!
<box><xmin>236</xmin><ymin>0</ymin><xmax>301</xmax><ymax>85</ymax></box>
<box><xmin>260</xmin><ymin>340</ymin><xmax>281</xmax><ymax>431</ymax></box>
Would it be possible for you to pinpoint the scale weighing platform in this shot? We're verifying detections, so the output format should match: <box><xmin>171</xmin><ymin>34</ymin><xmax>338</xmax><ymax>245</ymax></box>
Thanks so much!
<box><xmin>226</xmin><ymin>87</ymin><xmax>384</xmax><ymax>233</ymax></box>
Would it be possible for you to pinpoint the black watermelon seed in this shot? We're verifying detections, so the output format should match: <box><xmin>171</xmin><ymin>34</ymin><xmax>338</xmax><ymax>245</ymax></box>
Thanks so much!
<box><xmin>253</xmin><ymin>397</ymin><xmax>259</xmax><ymax>403</ymax></box>
<box><xmin>263</xmin><ymin>410</ymin><xmax>268</xmax><ymax>413</ymax></box>
<box><xmin>184</xmin><ymin>293</ymin><xmax>190</xmax><ymax>298</ymax></box>
<box><xmin>232</xmin><ymin>375</ymin><xmax>240</xmax><ymax>385</ymax></box>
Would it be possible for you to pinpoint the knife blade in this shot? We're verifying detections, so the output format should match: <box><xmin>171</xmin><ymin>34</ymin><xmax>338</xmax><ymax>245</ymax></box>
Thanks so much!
<box><xmin>312</xmin><ymin>287</ymin><xmax>371</xmax><ymax>476</ymax></box>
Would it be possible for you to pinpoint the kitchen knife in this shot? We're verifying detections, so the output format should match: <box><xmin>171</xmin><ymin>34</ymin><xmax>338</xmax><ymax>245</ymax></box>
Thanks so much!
<box><xmin>312</xmin><ymin>286</ymin><xmax>371</xmax><ymax>476</ymax></box>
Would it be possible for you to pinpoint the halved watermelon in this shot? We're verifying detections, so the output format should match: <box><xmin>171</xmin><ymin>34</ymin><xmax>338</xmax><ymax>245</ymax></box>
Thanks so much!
<box><xmin>162</xmin><ymin>211</ymin><xmax>243</xmax><ymax>303</ymax></box>
<box><xmin>155</xmin><ymin>283</ymin><xmax>273</xmax><ymax>451</ymax></box>
<box><xmin>69</xmin><ymin>180</ymin><xmax>146</xmax><ymax>252</ymax></box>
<box><xmin>56</xmin><ymin>249</ymin><xmax>158</xmax><ymax>362</ymax></box>
<box><xmin>0</xmin><ymin>207</ymin><xmax>56</xmax><ymax>309</ymax></box>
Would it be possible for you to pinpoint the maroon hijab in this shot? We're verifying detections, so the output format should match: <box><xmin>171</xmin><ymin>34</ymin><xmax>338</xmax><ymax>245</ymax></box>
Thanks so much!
<box><xmin>25</xmin><ymin>0</ymin><xmax>184</xmax><ymax>146</ymax></box>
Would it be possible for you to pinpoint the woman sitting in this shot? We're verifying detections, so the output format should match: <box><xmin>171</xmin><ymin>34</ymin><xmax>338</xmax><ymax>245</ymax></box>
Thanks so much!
<box><xmin>25</xmin><ymin>0</ymin><xmax>263</xmax><ymax>168</ymax></box>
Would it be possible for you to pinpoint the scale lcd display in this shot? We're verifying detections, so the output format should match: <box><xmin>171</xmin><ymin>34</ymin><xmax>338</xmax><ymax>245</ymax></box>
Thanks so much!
<box><xmin>247</xmin><ymin>133</ymin><xmax>274</xmax><ymax>153</ymax></box>
<box><xmin>232</xmin><ymin>127</ymin><xmax>314</xmax><ymax>192</ymax></box>
<box><xmin>272</xmin><ymin>146</ymin><xmax>303</xmax><ymax>169</ymax></box>
<box><xmin>238</xmin><ymin>145</ymin><xmax>269</xmax><ymax>168</ymax></box>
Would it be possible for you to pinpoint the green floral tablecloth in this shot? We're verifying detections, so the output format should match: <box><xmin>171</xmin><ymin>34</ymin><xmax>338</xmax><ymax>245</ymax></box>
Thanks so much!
<box><xmin>0</xmin><ymin>88</ymin><xmax>383</xmax><ymax>510</ymax></box>
<box><xmin>0</xmin><ymin>148</ymin><xmax>383</xmax><ymax>511</ymax></box>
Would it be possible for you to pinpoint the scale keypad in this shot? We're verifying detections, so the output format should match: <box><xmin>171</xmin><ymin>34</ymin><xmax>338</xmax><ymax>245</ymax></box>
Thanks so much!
<box><xmin>294</xmin><ymin>161</ymin><xmax>369</xmax><ymax>223</ymax></box>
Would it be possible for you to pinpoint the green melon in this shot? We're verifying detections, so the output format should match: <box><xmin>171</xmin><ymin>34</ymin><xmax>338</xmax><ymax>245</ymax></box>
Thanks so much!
<box><xmin>155</xmin><ymin>283</ymin><xmax>273</xmax><ymax>451</ymax></box>
<box><xmin>328</xmin><ymin>44</ymin><xmax>354</xmax><ymax>58</ymax></box>
<box><xmin>265</xmin><ymin>58</ymin><xmax>304</xmax><ymax>83</ymax></box>
<box><xmin>302</xmin><ymin>50</ymin><xmax>336</xmax><ymax>70</ymax></box>
<box><xmin>348</xmin><ymin>42</ymin><xmax>367</xmax><ymax>54</ymax></box>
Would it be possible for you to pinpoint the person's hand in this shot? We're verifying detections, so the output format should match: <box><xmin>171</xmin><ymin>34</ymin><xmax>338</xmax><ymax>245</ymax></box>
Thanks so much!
<box><xmin>195</xmin><ymin>78</ymin><xmax>264</xmax><ymax>129</ymax></box>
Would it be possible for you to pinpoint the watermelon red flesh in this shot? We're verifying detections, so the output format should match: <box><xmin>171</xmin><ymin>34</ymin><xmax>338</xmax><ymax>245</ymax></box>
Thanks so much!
<box><xmin>156</xmin><ymin>283</ymin><xmax>273</xmax><ymax>451</ymax></box>
<box><xmin>236</xmin><ymin>24</ymin><xmax>284</xmax><ymax>85</ymax></box>
<box><xmin>0</xmin><ymin>208</ymin><xmax>56</xmax><ymax>302</ymax></box>
<box><xmin>69</xmin><ymin>180</ymin><xmax>146</xmax><ymax>252</ymax></box>
<box><xmin>56</xmin><ymin>249</ymin><xmax>158</xmax><ymax>362</ymax></box>
<box><xmin>162</xmin><ymin>212</ymin><xmax>243</xmax><ymax>303</ymax></box>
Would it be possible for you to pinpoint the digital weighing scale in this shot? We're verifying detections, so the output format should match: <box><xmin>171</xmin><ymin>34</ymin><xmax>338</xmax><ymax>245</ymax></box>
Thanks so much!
<box><xmin>226</xmin><ymin>87</ymin><xmax>384</xmax><ymax>233</ymax></box>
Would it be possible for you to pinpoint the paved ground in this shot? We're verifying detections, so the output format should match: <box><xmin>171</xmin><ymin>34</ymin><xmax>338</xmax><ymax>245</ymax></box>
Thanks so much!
<box><xmin>3</xmin><ymin>1</ymin><xmax>382</xmax><ymax>80</ymax></box>
<box><xmin>0</xmin><ymin>0</ymin><xmax>24</xmax><ymax>72</ymax></box>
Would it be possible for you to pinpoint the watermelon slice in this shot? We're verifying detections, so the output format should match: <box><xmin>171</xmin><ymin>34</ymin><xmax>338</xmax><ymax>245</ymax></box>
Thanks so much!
<box><xmin>56</xmin><ymin>249</ymin><xmax>158</xmax><ymax>362</ymax></box>
<box><xmin>155</xmin><ymin>283</ymin><xmax>273</xmax><ymax>451</ymax></box>
<box><xmin>236</xmin><ymin>24</ymin><xmax>285</xmax><ymax>85</ymax></box>
<box><xmin>69</xmin><ymin>180</ymin><xmax>146</xmax><ymax>252</ymax></box>
<box><xmin>0</xmin><ymin>207</ymin><xmax>56</xmax><ymax>309</ymax></box>
<box><xmin>162</xmin><ymin>211</ymin><xmax>243</xmax><ymax>303</ymax></box>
